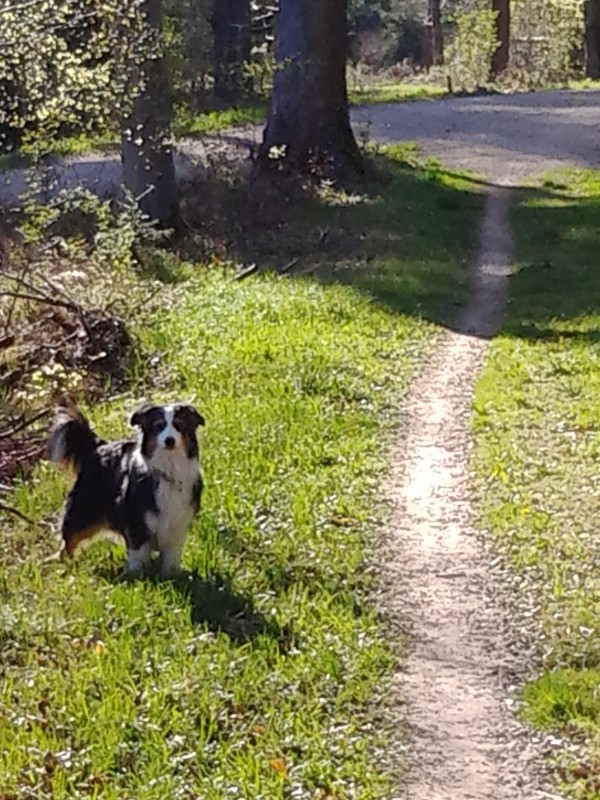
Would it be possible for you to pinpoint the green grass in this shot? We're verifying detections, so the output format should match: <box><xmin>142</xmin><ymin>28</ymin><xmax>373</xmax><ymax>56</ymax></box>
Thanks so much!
<box><xmin>522</xmin><ymin>669</ymin><xmax>600</xmax><ymax>732</ymax></box>
<box><xmin>0</xmin><ymin>106</ymin><xmax>268</xmax><ymax>166</ymax></box>
<box><xmin>349</xmin><ymin>82</ymin><xmax>446</xmax><ymax>107</ymax></box>
<box><xmin>0</xmin><ymin>130</ymin><xmax>122</xmax><ymax>169</ymax></box>
<box><xmin>192</xmin><ymin>144</ymin><xmax>481</xmax><ymax>325</ymax></box>
<box><xmin>472</xmin><ymin>170</ymin><xmax>600</xmax><ymax>795</ymax></box>
<box><xmin>568</xmin><ymin>78</ymin><xmax>600</xmax><ymax>92</ymax></box>
<box><xmin>172</xmin><ymin>103</ymin><xmax>268</xmax><ymax>137</ymax></box>
<box><xmin>0</xmin><ymin>151</ymin><xmax>481</xmax><ymax>798</ymax></box>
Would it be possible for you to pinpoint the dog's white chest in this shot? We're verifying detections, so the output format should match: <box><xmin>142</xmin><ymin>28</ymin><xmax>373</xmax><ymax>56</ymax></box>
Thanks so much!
<box><xmin>145</xmin><ymin>452</ymin><xmax>199</xmax><ymax>549</ymax></box>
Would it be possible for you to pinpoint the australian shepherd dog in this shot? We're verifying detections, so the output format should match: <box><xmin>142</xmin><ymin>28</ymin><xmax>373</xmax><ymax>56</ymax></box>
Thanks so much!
<box><xmin>48</xmin><ymin>400</ymin><xmax>204</xmax><ymax>577</ymax></box>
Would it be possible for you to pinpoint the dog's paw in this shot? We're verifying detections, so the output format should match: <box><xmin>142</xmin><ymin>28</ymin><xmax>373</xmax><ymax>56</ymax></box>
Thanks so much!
<box><xmin>158</xmin><ymin>548</ymin><xmax>183</xmax><ymax>580</ymax></box>
<box><xmin>127</xmin><ymin>543</ymin><xmax>152</xmax><ymax>577</ymax></box>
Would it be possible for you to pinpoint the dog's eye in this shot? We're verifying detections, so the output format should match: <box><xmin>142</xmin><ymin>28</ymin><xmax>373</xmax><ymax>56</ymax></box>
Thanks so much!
<box><xmin>153</xmin><ymin>420</ymin><xmax>166</xmax><ymax>434</ymax></box>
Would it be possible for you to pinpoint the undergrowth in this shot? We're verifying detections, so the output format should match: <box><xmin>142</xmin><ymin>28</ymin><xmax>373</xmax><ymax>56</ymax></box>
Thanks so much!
<box><xmin>0</xmin><ymin>149</ymin><xmax>481</xmax><ymax>798</ymax></box>
<box><xmin>472</xmin><ymin>170</ymin><xmax>600</xmax><ymax>798</ymax></box>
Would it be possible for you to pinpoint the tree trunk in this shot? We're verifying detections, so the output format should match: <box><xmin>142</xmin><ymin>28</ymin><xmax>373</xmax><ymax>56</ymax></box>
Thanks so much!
<box><xmin>258</xmin><ymin>0</ymin><xmax>362</xmax><ymax>176</ymax></box>
<box><xmin>491</xmin><ymin>0</ymin><xmax>510</xmax><ymax>78</ymax></box>
<box><xmin>211</xmin><ymin>0</ymin><xmax>251</xmax><ymax>104</ymax></box>
<box><xmin>121</xmin><ymin>0</ymin><xmax>177</xmax><ymax>227</ymax></box>
<box><xmin>585</xmin><ymin>0</ymin><xmax>600</xmax><ymax>79</ymax></box>
<box><xmin>423</xmin><ymin>0</ymin><xmax>444</xmax><ymax>70</ymax></box>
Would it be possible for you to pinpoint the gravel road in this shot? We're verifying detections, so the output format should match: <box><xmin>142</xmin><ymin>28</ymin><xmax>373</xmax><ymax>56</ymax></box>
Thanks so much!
<box><xmin>1</xmin><ymin>89</ymin><xmax>599</xmax><ymax>208</ymax></box>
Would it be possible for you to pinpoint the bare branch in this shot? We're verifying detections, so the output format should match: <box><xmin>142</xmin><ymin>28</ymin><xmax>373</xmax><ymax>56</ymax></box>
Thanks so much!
<box><xmin>0</xmin><ymin>0</ymin><xmax>48</xmax><ymax>16</ymax></box>
<box><xmin>0</xmin><ymin>407</ymin><xmax>51</xmax><ymax>440</ymax></box>
<box><xmin>0</xmin><ymin>501</ymin><xmax>46</xmax><ymax>527</ymax></box>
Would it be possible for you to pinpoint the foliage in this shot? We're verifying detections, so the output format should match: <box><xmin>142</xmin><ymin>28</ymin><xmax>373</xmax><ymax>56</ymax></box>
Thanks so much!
<box><xmin>472</xmin><ymin>169</ymin><xmax>600</xmax><ymax>799</ymax></box>
<box><xmin>348</xmin><ymin>0</ymin><xmax>428</xmax><ymax>67</ymax></box>
<box><xmin>0</xmin><ymin>0</ymin><xmax>591</xmax><ymax>161</ymax></box>
<box><xmin>443</xmin><ymin>0</ymin><xmax>584</xmax><ymax>91</ymax></box>
<box><xmin>508</xmin><ymin>0</ymin><xmax>584</xmax><ymax>88</ymax></box>
<box><xmin>164</xmin><ymin>0</ymin><xmax>212</xmax><ymax>110</ymax></box>
<box><xmin>0</xmin><ymin>0</ymin><xmax>148</xmax><ymax>155</ymax></box>
<box><xmin>0</xmin><ymin>188</ymin><xmax>166</xmax><ymax>418</ymax></box>
<box><xmin>445</xmin><ymin>0</ymin><xmax>498</xmax><ymax>91</ymax></box>
<box><xmin>0</xmin><ymin>0</ymin><xmax>274</xmax><ymax>158</ymax></box>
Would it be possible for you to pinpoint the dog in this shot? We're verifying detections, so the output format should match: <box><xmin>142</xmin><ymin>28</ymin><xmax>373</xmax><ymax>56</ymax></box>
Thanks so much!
<box><xmin>48</xmin><ymin>400</ymin><xmax>205</xmax><ymax>577</ymax></box>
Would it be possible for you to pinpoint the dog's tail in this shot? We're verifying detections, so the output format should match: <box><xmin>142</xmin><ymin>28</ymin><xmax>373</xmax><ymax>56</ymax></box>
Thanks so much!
<box><xmin>47</xmin><ymin>401</ymin><xmax>101</xmax><ymax>472</ymax></box>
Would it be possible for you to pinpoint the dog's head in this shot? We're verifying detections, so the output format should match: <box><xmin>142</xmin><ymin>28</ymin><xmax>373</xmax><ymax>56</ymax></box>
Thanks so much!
<box><xmin>130</xmin><ymin>403</ymin><xmax>205</xmax><ymax>459</ymax></box>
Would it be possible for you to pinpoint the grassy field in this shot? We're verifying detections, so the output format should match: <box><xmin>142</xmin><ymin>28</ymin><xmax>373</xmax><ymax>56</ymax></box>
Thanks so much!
<box><xmin>0</xmin><ymin>151</ymin><xmax>481</xmax><ymax>798</ymax></box>
<box><xmin>472</xmin><ymin>171</ymin><xmax>600</xmax><ymax>797</ymax></box>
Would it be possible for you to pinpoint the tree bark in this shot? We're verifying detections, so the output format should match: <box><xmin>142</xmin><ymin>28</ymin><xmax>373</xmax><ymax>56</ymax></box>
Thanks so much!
<box><xmin>585</xmin><ymin>0</ymin><xmax>600</xmax><ymax>79</ymax></box>
<box><xmin>211</xmin><ymin>0</ymin><xmax>251</xmax><ymax>104</ymax></box>
<box><xmin>491</xmin><ymin>0</ymin><xmax>510</xmax><ymax>78</ymax></box>
<box><xmin>121</xmin><ymin>0</ymin><xmax>177</xmax><ymax>227</ymax></box>
<box><xmin>258</xmin><ymin>0</ymin><xmax>362</xmax><ymax>177</ymax></box>
<box><xmin>423</xmin><ymin>0</ymin><xmax>444</xmax><ymax>70</ymax></box>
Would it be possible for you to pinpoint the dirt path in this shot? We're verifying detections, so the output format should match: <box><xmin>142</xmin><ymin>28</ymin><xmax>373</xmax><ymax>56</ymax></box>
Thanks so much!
<box><xmin>381</xmin><ymin>187</ymin><xmax>558</xmax><ymax>799</ymax></box>
<box><xmin>377</xmin><ymin>105</ymin><xmax>597</xmax><ymax>795</ymax></box>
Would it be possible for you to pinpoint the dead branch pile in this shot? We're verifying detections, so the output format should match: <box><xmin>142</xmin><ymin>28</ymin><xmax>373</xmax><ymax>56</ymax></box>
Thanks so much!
<box><xmin>0</xmin><ymin>231</ymin><xmax>132</xmax><ymax>491</ymax></box>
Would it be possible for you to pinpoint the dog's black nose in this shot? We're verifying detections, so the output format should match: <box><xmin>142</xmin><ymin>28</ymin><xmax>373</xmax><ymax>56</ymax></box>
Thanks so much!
<box><xmin>164</xmin><ymin>436</ymin><xmax>175</xmax><ymax>449</ymax></box>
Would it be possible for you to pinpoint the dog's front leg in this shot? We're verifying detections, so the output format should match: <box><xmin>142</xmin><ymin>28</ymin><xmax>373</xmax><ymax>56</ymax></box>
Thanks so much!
<box><xmin>159</xmin><ymin>534</ymin><xmax>186</xmax><ymax>579</ymax></box>
<box><xmin>127</xmin><ymin>541</ymin><xmax>152</xmax><ymax>576</ymax></box>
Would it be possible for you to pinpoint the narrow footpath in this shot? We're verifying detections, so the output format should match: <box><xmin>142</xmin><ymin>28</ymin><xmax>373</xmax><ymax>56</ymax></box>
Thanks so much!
<box><xmin>382</xmin><ymin>187</ymin><xmax>560</xmax><ymax>800</ymax></box>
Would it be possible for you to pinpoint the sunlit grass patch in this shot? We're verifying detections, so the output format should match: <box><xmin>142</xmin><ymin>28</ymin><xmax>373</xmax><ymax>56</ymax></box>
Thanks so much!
<box><xmin>173</xmin><ymin>104</ymin><xmax>268</xmax><ymax>137</ymax></box>
<box><xmin>349</xmin><ymin>81</ymin><xmax>447</xmax><ymax>107</ymax></box>
<box><xmin>0</xmin><ymin>275</ymin><xmax>425</xmax><ymax>799</ymax></box>
<box><xmin>522</xmin><ymin>669</ymin><xmax>600</xmax><ymax>732</ymax></box>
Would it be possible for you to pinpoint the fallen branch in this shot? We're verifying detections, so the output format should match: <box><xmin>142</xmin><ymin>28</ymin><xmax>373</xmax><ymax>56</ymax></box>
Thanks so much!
<box><xmin>2</xmin><ymin>270</ymin><xmax>45</xmax><ymax>295</ymax></box>
<box><xmin>0</xmin><ymin>501</ymin><xmax>46</xmax><ymax>527</ymax></box>
<box><xmin>234</xmin><ymin>263</ymin><xmax>258</xmax><ymax>281</ymax></box>
<box><xmin>278</xmin><ymin>258</ymin><xmax>299</xmax><ymax>276</ymax></box>
<box><xmin>36</xmin><ymin>271</ymin><xmax>83</xmax><ymax>311</ymax></box>
<box><xmin>42</xmin><ymin>274</ymin><xmax>96</xmax><ymax>346</ymax></box>
<box><xmin>0</xmin><ymin>290</ymin><xmax>77</xmax><ymax>311</ymax></box>
<box><xmin>0</xmin><ymin>407</ymin><xmax>50</xmax><ymax>440</ymax></box>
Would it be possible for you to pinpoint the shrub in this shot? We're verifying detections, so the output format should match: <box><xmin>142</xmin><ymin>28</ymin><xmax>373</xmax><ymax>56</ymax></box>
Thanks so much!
<box><xmin>446</xmin><ymin>1</ymin><xmax>498</xmax><ymax>91</ymax></box>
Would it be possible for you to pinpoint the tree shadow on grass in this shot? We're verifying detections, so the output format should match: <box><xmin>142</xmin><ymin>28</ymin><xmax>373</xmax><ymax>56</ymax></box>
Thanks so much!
<box><xmin>178</xmin><ymin>148</ymin><xmax>588</xmax><ymax>338</ymax></box>
<box><xmin>500</xmin><ymin>181</ymin><xmax>600</xmax><ymax>343</ymax></box>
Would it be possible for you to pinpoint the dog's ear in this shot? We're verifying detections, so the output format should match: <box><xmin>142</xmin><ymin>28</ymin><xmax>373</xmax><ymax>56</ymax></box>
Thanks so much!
<box><xmin>177</xmin><ymin>404</ymin><xmax>205</xmax><ymax>429</ymax></box>
<box><xmin>130</xmin><ymin>404</ymin><xmax>158</xmax><ymax>427</ymax></box>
